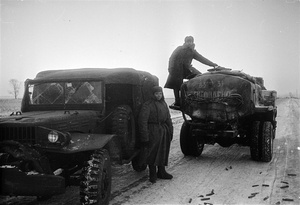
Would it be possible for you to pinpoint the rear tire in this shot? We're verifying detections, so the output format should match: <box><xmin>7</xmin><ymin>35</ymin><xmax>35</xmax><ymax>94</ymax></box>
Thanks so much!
<box><xmin>180</xmin><ymin>121</ymin><xmax>204</xmax><ymax>157</ymax></box>
<box><xmin>250</xmin><ymin>121</ymin><xmax>261</xmax><ymax>161</ymax></box>
<box><xmin>80</xmin><ymin>149</ymin><xmax>111</xmax><ymax>205</ymax></box>
<box><xmin>261</xmin><ymin>121</ymin><xmax>274</xmax><ymax>162</ymax></box>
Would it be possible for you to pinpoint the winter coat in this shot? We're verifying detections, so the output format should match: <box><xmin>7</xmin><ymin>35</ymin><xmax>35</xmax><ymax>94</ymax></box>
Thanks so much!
<box><xmin>138</xmin><ymin>97</ymin><xmax>173</xmax><ymax>166</ymax></box>
<box><xmin>164</xmin><ymin>45</ymin><xmax>217</xmax><ymax>90</ymax></box>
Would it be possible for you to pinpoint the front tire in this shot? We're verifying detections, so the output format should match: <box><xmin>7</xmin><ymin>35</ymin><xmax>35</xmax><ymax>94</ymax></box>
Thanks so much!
<box><xmin>180</xmin><ymin>121</ymin><xmax>204</xmax><ymax>157</ymax></box>
<box><xmin>80</xmin><ymin>149</ymin><xmax>111</xmax><ymax>205</ymax></box>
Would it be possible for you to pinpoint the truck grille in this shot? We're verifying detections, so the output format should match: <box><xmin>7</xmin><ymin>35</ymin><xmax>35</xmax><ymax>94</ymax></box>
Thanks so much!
<box><xmin>0</xmin><ymin>126</ymin><xmax>36</xmax><ymax>144</ymax></box>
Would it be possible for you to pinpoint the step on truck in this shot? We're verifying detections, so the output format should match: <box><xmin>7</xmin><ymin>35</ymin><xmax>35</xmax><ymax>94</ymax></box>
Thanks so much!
<box><xmin>177</xmin><ymin>67</ymin><xmax>277</xmax><ymax>162</ymax></box>
<box><xmin>0</xmin><ymin>68</ymin><xmax>158</xmax><ymax>205</ymax></box>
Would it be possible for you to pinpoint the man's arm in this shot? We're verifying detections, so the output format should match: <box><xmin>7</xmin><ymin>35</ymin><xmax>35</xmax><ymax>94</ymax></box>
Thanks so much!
<box><xmin>193</xmin><ymin>50</ymin><xmax>218</xmax><ymax>67</ymax></box>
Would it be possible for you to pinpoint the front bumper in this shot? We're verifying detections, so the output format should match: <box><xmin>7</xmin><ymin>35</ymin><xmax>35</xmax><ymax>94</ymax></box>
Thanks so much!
<box><xmin>0</xmin><ymin>167</ymin><xmax>65</xmax><ymax>196</ymax></box>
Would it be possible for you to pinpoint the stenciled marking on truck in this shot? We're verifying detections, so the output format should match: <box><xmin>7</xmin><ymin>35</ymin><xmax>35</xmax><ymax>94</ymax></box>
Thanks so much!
<box><xmin>187</xmin><ymin>90</ymin><xmax>233</xmax><ymax>98</ymax></box>
<box><xmin>197</xmin><ymin>80</ymin><xmax>224</xmax><ymax>89</ymax></box>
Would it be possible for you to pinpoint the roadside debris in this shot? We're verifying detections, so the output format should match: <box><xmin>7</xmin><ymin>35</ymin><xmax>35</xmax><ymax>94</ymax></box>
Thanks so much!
<box><xmin>225</xmin><ymin>166</ymin><xmax>232</xmax><ymax>171</ymax></box>
<box><xmin>197</xmin><ymin>190</ymin><xmax>214</xmax><ymax>203</ymax></box>
<box><xmin>282</xmin><ymin>198</ymin><xmax>294</xmax><ymax>202</ymax></box>
<box><xmin>248</xmin><ymin>192</ymin><xmax>259</xmax><ymax>199</ymax></box>
<box><xmin>280</xmin><ymin>181</ymin><xmax>289</xmax><ymax>188</ymax></box>
<box><xmin>198</xmin><ymin>189</ymin><xmax>214</xmax><ymax>199</ymax></box>
<box><xmin>249</xmin><ymin>183</ymin><xmax>271</xmax><ymax>199</ymax></box>
<box><xmin>206</xmin><ymin>189</ymin><xmax>215</xmax><ymax>196</ymax></box>
<box><xmin>251</xmin><ymin>183</ymin><xmax>269</xmax><ymax>188</ymax></box>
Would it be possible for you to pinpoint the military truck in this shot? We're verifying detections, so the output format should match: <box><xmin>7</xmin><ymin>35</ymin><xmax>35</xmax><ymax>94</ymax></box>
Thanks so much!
<box><xmin>178</xmin><ymin>67</ymin><xmax>277</xmax><ymax>162</ymax></box>
<box><xmin>0</xmin><ymin>68</ymin><xmax>158</xmax><ymax>205</ymax></box>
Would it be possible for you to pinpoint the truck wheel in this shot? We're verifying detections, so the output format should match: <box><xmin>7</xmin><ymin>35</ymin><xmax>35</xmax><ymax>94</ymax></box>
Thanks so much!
<box><xmin>261</xmin><ymin>121</ymin><xmax>274</xmax><ymax>162</ymax></box>
<box><xmin>180</xmin><ymin>121</ymin><xmax>204</xmax><ymax>157</ymax></box>
<box><xmin>250</xmin><ymin>121</ymin><xmax>261</xmax><ymax>161</ymax></box>
<box><xmin>111</xmin><ymin>105</ymin><xmax>136</xmax><ymax>160</ymax></box>
<box><xmin>80</xmin><ymin>149</ymin><xmax>111</xmax><ymax>205</ymax></box>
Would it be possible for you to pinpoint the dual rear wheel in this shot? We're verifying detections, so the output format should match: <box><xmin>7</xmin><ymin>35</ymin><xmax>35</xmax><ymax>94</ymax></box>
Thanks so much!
<box><xmin>250</xmin><ymin>121</ymin><xmax>274</xmax><ymax>162</ymax></box>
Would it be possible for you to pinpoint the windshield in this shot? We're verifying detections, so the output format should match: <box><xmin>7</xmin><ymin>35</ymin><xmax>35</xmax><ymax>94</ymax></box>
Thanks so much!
<box><xmin>28</xmin><ymin>81</ymin><xmax>103</xmax><ymax>105</ymax></box>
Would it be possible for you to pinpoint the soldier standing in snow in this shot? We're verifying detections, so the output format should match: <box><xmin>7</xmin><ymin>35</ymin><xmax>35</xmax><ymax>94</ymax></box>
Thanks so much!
<box><xmin>138</xmin><ymin>86</ymin><xmax>174</xmax><ymax>183</ymax></box>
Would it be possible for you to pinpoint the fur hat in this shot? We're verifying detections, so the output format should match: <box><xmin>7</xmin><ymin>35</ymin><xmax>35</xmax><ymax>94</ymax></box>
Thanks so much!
<box><xmin>184</xmin><ymin>36</ymin><xmax>194</xmax><ymax>43</ymax></box>
<box><xmin>152</xmin><ymin>86</ymin><xmax>163</xmax><ymax>93</ymax></box>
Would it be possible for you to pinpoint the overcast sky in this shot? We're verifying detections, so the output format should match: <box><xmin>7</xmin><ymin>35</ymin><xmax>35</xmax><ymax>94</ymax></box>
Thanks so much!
<box><xmin>1</xmin><ymin>0</ymin><xmax>299</xmax><ymax>98</ymax></box>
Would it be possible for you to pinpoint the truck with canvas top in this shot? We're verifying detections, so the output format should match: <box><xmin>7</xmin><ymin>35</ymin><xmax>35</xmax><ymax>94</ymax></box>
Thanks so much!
<box><xmin>0</xmin><ymin>68</ymin><xmax>158</xmax><ymax>205</ymax></box>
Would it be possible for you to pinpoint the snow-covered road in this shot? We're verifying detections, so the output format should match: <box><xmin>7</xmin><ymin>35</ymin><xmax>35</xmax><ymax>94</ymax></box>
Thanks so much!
<box><xmin>109</xmin><ymin>98</ymin><xmax>300</xmax><ymax>205</ymax></box>
<box><xmin>1</xmin><ymin>98</ymin><xmax>299</xmax><ymax>205</ymax></box>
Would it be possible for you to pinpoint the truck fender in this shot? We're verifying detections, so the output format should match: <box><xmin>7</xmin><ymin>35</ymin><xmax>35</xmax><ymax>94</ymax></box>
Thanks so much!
<box><xmin>50</xmin><ymin>133</ymin><xmax>116</xmax><ymax>153</ymax></box>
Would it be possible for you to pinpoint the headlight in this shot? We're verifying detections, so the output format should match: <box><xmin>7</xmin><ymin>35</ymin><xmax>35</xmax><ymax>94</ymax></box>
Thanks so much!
<box><xmin>48</xmin><ymin>130</ymin><xmax>59</xmax><ymax>143</ymax></box>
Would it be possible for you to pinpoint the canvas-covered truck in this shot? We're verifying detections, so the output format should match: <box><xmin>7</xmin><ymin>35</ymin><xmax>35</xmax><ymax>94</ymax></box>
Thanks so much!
<box><xmin>178</xmin><ymin>67</ymin><xmax>277</xmax><ymax>162</ymax></box>
<box><xmin>0</xmin><ymin>68</ymin><xmax>158</xmax><ymax>205</ymax></box>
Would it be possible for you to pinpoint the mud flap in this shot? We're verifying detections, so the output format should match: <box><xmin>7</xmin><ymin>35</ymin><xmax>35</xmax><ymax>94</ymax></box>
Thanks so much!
<box><xmin>0</xmin><ymin>167</ymin><xmax>65</xmax><ymax>196</ymax></box>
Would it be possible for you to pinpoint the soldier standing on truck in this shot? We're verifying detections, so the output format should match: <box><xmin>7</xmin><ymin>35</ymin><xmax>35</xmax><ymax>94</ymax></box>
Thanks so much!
<box><xmin>164</xmin><ymin>36</ymin><xmax>218</xmax><ymax>107</ymax></box>
<box><xmin>138</xmin><ymin>86</ymin><xmax>174</xmax><ymax>183</ymax></box>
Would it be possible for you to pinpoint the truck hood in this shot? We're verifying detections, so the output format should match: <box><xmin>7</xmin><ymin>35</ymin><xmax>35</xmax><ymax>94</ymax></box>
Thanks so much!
<box><xmin>0</xmin><ymin>110</ymin><xmax>101</xmax><ymax>129</ymax></box>
<box><xmin>0</xmin><ymin>110</ymin><xmax>107</xmax><ymax>151</ymax></box>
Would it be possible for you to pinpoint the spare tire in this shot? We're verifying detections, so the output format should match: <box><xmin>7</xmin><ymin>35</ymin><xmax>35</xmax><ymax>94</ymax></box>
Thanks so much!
<box><xmin>111</xmin><ymin>105</ymin><xmax>136</xmax><ymax>160</ymax></box>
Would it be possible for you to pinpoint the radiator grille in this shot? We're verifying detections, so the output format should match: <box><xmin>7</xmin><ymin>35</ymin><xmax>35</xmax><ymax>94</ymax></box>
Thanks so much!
<box><xmin>0</xmin><ymin>126</ymin><xmax>36</xmax><ymax>144</ymax></box>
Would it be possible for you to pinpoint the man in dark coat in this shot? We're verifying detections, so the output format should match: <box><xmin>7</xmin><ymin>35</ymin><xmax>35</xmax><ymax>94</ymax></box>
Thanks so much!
<box><xmin>138</xmin><ymin>86</ymin><xmax>174</xmax><ymax>183</ymax></box>
<box><xmin>164</xmin><ymin>36</ymin><xmax>218</xmax><ymax>106</ymax></box>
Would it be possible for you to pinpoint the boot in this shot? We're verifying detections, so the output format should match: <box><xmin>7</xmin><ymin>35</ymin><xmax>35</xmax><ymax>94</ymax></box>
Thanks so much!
<box><xmin>157</xmin><ymin>166</ymin><xmax>173</xmax><ymax>179</ymax></box>
<box><xmin>149</xmin><ymin>165</ymin><xmax>157</xmax><ymax>183</ymax></box>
